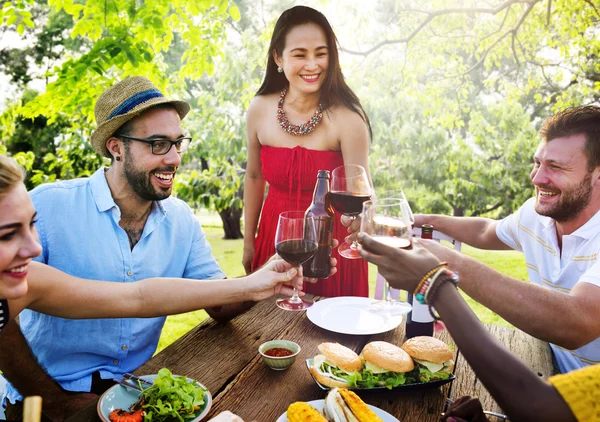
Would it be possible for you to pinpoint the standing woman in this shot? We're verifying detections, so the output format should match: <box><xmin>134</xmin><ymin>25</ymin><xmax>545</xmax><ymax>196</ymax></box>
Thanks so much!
<box><xmin>243</xmin><ymin>6</ymin><xmax>371</xmax><ymax>297</ymax></box>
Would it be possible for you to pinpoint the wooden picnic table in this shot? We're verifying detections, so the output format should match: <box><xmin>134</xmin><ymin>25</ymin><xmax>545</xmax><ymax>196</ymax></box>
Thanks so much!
<box><xmin>68</xmin><ymin>295</ymin><xmax>554</xmax><ymax>422</ymax></box>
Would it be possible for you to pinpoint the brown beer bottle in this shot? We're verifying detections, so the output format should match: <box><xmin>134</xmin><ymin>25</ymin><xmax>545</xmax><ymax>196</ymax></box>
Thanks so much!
<box><xmin>303</xmin><ymin>170</ymin><xmax>334</xmax><ymax>278</ymax></box>
<box><xmin>406</xmin><ymin>224</ymin><xmax>435</xmax><ymax>338</ymax></box>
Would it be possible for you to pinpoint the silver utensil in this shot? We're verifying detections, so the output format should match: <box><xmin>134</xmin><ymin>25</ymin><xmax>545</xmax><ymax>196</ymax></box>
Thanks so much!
<box><xmin>112</xmin><ymin>373</ymin><xmax>154</xmax><ymax>392</ymax></box>
<box><xmin>444</xmin><ymin>398</ymin><xmax>510</xmax><ymax>420</ymax></box>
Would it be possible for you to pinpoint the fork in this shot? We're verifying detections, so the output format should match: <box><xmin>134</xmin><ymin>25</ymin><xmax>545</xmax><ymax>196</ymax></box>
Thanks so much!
<box><xmin>112</xmin><ymin>373</ymin><xmax>154</xmax><ymax>392</ymax></box>
<box><xmin>443</xmin><ymin>398</ymin><xmax>510</xmax><ymax>420</ymax></box>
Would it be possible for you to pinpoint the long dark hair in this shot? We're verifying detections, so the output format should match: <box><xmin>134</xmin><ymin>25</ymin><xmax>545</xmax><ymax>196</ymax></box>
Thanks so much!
<box><xmin>256</xmin><ymin>6</ymin><xmax>372</xmax><ymax>138</ymax></box>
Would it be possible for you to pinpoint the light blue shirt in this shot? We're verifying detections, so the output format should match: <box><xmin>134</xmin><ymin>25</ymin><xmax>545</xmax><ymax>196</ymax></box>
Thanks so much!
<box><xmin>4</xmin><ymin>168</ymin><xmax>225</xmax><ymax>403</ymax></box>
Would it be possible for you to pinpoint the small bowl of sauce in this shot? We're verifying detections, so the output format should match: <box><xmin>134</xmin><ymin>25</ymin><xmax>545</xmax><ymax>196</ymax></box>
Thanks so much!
<box><xmin>258</xmin><ymin>340</ymin><xmax>301</xmax><ymax>370</ymax></box>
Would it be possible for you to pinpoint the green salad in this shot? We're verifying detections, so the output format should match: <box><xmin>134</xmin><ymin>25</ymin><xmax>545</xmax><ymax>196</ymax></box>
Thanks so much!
<box><xmin>139</xmin><ymin>368</ymin><xmax>207</xmax><ymax>422</ymax></box>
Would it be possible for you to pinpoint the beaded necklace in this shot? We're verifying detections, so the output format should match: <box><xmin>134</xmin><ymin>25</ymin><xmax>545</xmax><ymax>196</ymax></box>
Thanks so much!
<box><xmin>276</xmin><ymin>88</ymin><xmax>324</xmax><ymax>136</ymax></box>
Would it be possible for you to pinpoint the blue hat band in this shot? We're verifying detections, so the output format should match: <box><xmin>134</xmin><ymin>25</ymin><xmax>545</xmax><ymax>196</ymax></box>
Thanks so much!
<box><xmin>108</xmin><ymin>89</ymin><xmax>164</xmax><ymax>120</ymax></box>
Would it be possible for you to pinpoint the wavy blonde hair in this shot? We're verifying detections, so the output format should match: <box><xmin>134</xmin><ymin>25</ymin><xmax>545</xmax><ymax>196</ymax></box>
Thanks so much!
<box><xmin>0</xmin><ymin>155</ymin><xmax>24</xmax><ymax>200</ymax></box>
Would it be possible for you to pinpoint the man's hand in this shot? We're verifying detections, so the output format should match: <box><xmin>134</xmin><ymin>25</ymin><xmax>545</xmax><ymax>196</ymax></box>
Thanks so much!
<box><xmin>44</xmin><ymin>392</ymin><xmax>97</xmax><ymax>422</ymax></box>
<box><xmin>419</xmin><ymin>238</ymin><xmax>462</xmax><ymax>267</ymax></box>
<box><xmin>358</xmin><ymin>234</ymin><xmax>440</xmax><ymax>292</ymax></box>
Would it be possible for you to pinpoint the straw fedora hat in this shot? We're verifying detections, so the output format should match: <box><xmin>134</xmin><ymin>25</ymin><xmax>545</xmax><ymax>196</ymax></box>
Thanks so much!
<box><xmin>90</xmin><ymin>76</ymin><xmax>190</xmax><ymax>157</ymax></box>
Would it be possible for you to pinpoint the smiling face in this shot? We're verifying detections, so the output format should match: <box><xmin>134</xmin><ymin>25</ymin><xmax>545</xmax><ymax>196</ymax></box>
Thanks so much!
<box><xmin>530</xmin><ymin>133</ymin><xmax>600</xmax><ymax>226</ymax></box>
<box><xmin>0</xmin><ymin>184</ymin><xmax>42</xmax><ymax>299</ymax></box>
<box><xmin>274</xmin><ymin>23</ymin><xmax>329</xmax><ymax>95</ymax></box>
<box><xmin>120</xmin><ymin>107</ymin><xmax>184</xmax><ymax>201</ymax></box>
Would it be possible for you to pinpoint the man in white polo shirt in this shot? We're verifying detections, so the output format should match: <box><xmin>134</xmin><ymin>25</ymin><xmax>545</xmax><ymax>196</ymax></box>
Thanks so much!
<box><xmin>413</xmin><ymin>105</ymin><xmax>600</xmax><ymax>373</ymax></box>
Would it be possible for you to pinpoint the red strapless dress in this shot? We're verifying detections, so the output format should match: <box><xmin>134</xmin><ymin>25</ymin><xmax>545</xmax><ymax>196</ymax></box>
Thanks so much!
<box><xmin>252</xmin><ymin>145</ymin><xmax>368</xmax><ymax>297</ymax></box>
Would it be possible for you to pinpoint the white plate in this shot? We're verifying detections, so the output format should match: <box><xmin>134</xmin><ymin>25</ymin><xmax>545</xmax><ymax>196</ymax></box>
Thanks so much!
<box><xmin>277</xmin><ymin>399</ymin><xmax>399</xmax><ymax>422</ymax></box>
<box><xmin>306</xmin><ymin>297</ymin><xmax>409</xmax><ymax>335</ymax></box>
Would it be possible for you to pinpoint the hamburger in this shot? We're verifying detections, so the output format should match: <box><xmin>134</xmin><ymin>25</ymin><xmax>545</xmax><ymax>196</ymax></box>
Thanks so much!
<box><xmin>358</xmin><ymin>341</ymin><xmax>415</xmax><ymax>388</ymax></box>
<box><xmin>310</xmin><ymin>343</ymin><xmax>362</xmax><ymax>388</ymax></box>
<box><xmin>324</xmin><ymin>388</ymin><xmax>383</xmax><ymax>422</ymax></box>
<box><xmin>401</xmin><ymin>336</ymin><xmax>454</xmax><ymax>382</ymax></box>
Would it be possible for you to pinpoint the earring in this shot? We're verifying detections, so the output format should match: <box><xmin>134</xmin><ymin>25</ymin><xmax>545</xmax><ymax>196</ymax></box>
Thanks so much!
<box><xmin>116</xmin><ymin>156</ymin><xmax>121</xmax><ymax>161</ymax></box>
<box><xmin>277</xmin><ymin>66</ymin><xmax>283</xmax><ymax>73</ymax></box>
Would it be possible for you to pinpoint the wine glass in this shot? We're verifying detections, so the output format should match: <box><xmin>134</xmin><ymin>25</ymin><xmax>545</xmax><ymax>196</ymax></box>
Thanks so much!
<box><xmin>274</xmin><ymin>211</ymin><xmax>318</xmax><ymax>311</ymax></box>
<box><xmin>331</xmin><ymin>164</ymin><xmax>373</xmax><ymax>259</ymax></box>
<box><xmin>360</xmin><ymin>198</ymin><xmax>413</xmax><ymax>316</ymax></box>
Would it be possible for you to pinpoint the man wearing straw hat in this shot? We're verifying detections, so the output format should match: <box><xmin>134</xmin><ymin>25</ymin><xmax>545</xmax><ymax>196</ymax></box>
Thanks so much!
<box><xmin>0</xmin><ymin>77</ymin><xmax>239</xmax><ymax>420</ymax></box>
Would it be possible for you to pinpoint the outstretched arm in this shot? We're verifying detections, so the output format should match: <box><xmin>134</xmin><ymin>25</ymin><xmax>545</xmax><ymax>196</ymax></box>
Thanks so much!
<box><xmin>414</xmin><ymin>214</ymin><xmax>510</xmax><ymax>250</ymax></box>
<box><xmin>21</xmin><ymin>260</ymin><xmax>300</xmax><ymax>320</ymax></box>
<box><xmin>357</xmin><ymin>235</ymin><xmax>574</xmax><ymax>422</ymax></box>
<box><xmin>421</xmin><ymin>240</ymin><xmax>600</xmax><ymax>350</ymax></box>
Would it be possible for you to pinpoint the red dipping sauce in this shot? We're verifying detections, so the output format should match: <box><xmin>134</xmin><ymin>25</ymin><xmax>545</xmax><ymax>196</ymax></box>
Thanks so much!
<box><xmin>264</xmin><ymin>347</ymin><xmax>294</xmax><ymax>357</ymax></box>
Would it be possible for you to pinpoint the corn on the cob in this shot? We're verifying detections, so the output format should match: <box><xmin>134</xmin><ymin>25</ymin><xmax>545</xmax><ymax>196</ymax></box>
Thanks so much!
<box><xmin>338</xmin><ymin>389</ymin><xmax>383</xmax><ymax>422</ymax></box>
<box><xmin>287</xmin><ymin>401</ymin><xmax>328</xmax><ymax>422</ymax></box>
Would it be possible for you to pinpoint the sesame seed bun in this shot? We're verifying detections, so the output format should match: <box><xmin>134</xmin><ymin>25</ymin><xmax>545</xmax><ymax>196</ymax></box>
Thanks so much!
<box><xmin>318</xmin><ymin>342</ymin><xmax>362</xmax><ymax>373</ymax></box>
<box><xmin>401</xmin><ymin>336</ymin><xmax>453</xmax><ymax>364</ymax></box>
<box><xmin>360</xmin><ymin>341</ymin><xmax>414</xmax><ymax>373</ymax></box>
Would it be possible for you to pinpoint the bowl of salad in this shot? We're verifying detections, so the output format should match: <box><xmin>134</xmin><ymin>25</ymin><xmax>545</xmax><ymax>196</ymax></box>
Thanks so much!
<box><xmin>98</xmin><ymin>368</ymin><xmax>212</xmax><ymax>422</ymax></box>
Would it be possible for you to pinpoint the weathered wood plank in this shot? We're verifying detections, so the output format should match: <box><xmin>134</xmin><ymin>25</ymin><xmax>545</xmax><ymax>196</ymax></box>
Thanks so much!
<box><xmin>208</xmin><ymin>315</ymin><xmax>459</xmax><ymax>422</ymax></box>
<box><xmin>66</xmin><ymin>297</ymin><xmax>304</xmax><ymax>422</ymax></box>
<box><xmin>449</xmin><ymin>324</ymin><xmax>553</xmax><ymax>415</ymax></box>
<box><xmin>135</xmin><ymin>296</ymin><xmax>304</xmax><ymax>394</ymax></box>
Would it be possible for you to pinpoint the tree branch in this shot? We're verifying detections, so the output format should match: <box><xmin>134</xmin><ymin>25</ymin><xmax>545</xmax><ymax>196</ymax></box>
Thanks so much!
<box><xmin>471</xmin><ymin>199</ymin><xmax>506</xmax><ymax>216</ymax></box>
<box><xmin>340</xmin><ymin>0</ymin><xmax>539</xmax><ymax>56</ymax></box>
<box><xmin>582</xmin><ymin>0</ymin><xmax>600</xmax><ymax>19</ymax></box>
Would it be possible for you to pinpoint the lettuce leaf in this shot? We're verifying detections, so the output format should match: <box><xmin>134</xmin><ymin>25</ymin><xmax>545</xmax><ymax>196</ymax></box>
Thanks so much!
<box><xmin>416</xmin><ymin>366</ymin><xmax>451</xmax><ymax>383</ymax></box>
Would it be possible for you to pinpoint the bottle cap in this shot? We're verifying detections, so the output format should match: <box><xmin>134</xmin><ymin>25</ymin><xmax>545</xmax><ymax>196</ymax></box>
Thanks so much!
<box><xmin>317</xmin><ymin>170</ymin><xmax>330</xmax><ymax>178</ymax></box>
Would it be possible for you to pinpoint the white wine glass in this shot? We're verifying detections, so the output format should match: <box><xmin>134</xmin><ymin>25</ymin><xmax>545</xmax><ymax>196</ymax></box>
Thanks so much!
<box><xmin>361</xmin><ymin>198</ymin><xmax>413</xmax><ymax>316</ymax></box>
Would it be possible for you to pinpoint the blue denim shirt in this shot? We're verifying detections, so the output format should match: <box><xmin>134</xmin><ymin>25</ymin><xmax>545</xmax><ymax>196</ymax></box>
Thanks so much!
<box><xmin>4</xmin><ymin>168</ymin><xmax>225</xmax><ymax>403</ymax></box>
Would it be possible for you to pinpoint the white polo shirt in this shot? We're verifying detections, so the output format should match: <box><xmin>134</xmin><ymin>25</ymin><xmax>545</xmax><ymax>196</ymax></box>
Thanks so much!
<box><xmin>496</xmin><ymin>197</ymin><xmax>600</xmax><ymax>373</ymax></box>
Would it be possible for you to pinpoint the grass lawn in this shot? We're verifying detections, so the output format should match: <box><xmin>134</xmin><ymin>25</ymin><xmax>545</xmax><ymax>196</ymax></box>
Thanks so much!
<box><xmin>156</xmin><ymin>213</ymin><xmax>528</xmax><ymax>354</ymax></box>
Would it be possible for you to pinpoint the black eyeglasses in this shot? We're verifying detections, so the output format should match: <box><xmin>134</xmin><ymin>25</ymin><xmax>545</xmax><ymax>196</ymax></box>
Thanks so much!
<box><xmin>117</xmin><ymin>134</ymin><xmax>192</xmax><ymax>155</ymax></box>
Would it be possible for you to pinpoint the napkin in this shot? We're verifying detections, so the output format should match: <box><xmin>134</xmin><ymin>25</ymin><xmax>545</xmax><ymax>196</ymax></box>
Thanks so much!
<box><xmin>441</xmin><ymin>396</ymin><xmax>489</xmax><ymax>422</ymax></box>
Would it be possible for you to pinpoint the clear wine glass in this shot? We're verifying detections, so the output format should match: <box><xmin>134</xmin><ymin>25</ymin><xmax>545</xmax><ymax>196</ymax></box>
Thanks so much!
<box><xmin>361</xmin><ymin>198</ymin><xmax>413</xmax><ymax>316</ymax></box>
<box><xmin>330</xmin><ymin>164</ymin><xmax>373</xmax><ymax>259</ymax></box>
<box><xmin>274</xmin><ymin>211</ymin><xmax>318</xmax><ymax>311</ymax></box>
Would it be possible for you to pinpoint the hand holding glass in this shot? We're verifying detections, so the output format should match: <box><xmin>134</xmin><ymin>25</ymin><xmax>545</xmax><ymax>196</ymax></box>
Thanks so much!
<box><xmin>360</xmin><ymin>198</ymin><xmax>413</xmax><ymax>315</ymax></box>
<box><xmin>330</xmin><ymin>164</ymin><xmax>372</xmax><ymax>259</ymax></box>
<box><xmin>274</xmin><ymin>211</ymin><xmax>318</xmax><ymax>311</ymax></box>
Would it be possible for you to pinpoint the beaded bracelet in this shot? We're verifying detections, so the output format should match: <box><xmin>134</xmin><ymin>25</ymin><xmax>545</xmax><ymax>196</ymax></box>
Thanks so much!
<box><xmin>413</xmin><ymin>264</ymin><xmax>444</xmax><ymax>295</ymax></box>
<box><xmin>427</xmin><ymin>270</ymin><xmax>460</xmax><ymax>320</ymax></box>
<box><xmin>414</xmin><ymin>262</ymin><xmax>448</xmax><ymax>305</ymax></box>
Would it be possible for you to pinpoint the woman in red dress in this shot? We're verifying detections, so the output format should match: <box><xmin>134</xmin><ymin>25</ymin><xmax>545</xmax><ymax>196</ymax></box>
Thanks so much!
<box><xmin>243</xmin><ymin>6</ymin><xmax>371</xmax><ymax>297</ymax></box>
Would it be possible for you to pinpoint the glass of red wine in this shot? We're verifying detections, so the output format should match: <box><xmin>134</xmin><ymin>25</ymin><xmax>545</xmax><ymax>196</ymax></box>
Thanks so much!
<box><xmin>275</xmin><ymin>211</ymin><xmax>318</xmax><ymax>311</ymax></box>
<box><xmin>331</xmin><ymin>164</ymin><xmax>373</xmax><ymax>259</ymax></box>
<box><xmin>361</xmin><ymin>198</ymin><xmax>413</xmax><ymax>316</ymax></box>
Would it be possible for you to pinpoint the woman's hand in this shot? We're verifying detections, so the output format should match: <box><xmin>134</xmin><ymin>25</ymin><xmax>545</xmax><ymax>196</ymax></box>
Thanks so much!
<box><xmin>245</xmin><ymin>256</ymin><xmax>304</xmax><ymax>301</ymax></box>
<box><xmin>358</xmin><ymin>234</ymin><xmax>440</xmax><ymax>292</ymax></box>
<box><xmin>242</xmin><ymin>244</ymin><xmax>256</xmax><ymax>275</ymax></box>
<box><xmin>340</xmin><ymin>215</ymin><xmax>361</xmax><ymax>244</ymax></box>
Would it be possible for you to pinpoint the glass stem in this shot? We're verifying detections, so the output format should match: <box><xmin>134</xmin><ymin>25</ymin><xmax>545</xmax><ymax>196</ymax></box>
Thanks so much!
<box><xmin>289</xmin><ymin>287</ymin><xmax>302</xmax><ymax>303</ymax></box>
<box><xmin>289</xmin><ymin>266</ymin><xmax>302</xmax><ymax>303</ymax></box>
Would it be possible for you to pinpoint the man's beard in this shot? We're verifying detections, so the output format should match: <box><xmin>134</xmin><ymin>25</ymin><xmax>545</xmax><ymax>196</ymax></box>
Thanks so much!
<box><xmin>123</xmin><ymin>154</ymin><xmax>173</xmax><ymax>201</ymax></box>
<box><xmin>535</xmin><ymin>172</ymin><xmax>593</xmax><ymax>223</ymax></box>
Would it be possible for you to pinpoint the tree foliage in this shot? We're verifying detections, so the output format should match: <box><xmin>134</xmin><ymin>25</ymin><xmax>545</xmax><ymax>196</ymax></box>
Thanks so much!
<box><xmin>2</xmin><ymin>0</ymin><xmax>598</xmax><ymax>232</ymax></box>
